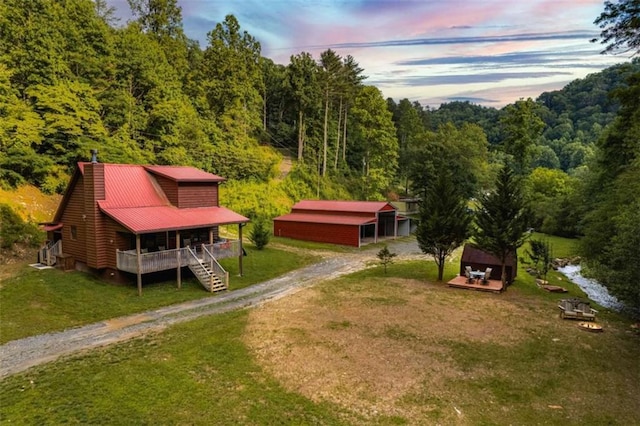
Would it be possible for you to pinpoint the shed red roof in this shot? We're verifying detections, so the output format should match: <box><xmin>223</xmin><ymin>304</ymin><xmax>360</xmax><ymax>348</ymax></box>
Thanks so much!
<box><xmin>101</xmin><ymin>206</ymin><xmax>248</xmax><ymax>234</ymax></box>
<box><xmin>292</xmin><ymin>200</ymin><xmax>396</xmax><ymax>213</ymax></box>
<box><xmin>274</xmin><ymin>212</ymin><xmax>376</xmax><ymax>226</ymax></box>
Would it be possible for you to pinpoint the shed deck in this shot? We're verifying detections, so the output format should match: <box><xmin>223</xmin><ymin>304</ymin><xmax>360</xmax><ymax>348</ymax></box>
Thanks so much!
<box><xmin>447</xmin><ymin>275</ymin><xmax>503</xmax><ymax>293</ymax></box>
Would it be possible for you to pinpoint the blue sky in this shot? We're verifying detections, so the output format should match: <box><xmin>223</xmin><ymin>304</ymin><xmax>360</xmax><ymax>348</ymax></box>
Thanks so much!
<box><xmin>107</xmin><ymin>0</ymin><xmax>631</xmax><ymax>108</ymax></box>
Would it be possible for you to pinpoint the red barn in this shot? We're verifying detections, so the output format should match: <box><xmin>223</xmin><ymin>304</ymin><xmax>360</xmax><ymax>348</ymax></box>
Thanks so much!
<box><xmin>273</xmin><ymin>200</ymin><xmax>409</xmax><ymax>247</ymax></box>
<box><xmin>40</xmin><ymin>153</ymin><xmax>249</xmax><ymax>294</ymax></box>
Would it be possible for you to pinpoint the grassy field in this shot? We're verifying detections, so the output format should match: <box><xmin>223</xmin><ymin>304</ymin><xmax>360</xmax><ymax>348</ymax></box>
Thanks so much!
<box><xmin>2</xmin><ymin>234</ymin><xmax>638</xmax><ymax>424</ymax></box>
<box><xmin>0</xmin><ymin>244</ymin><xmax>319</xmax><ymax>343</ymax></box>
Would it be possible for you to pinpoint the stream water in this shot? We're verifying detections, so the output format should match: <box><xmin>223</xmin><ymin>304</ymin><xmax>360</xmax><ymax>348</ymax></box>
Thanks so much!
<box><xmin>557</xmin><ymin>264</ymin><xmax>625</xmax><ymax>311</ymax></box>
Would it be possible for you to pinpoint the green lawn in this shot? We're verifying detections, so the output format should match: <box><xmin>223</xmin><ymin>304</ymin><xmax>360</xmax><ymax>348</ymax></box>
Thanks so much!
<box><xmin>1</xmin><ymin>235</ymin><xmax>638</xmax><ymax>424</ymax></box>
<box><xmin>0</xmin><ymin>311</ymin><xmax>353</xmax><ymax>425</ymax></box>
<box><xmin>0</xmin><ymin>244</ymin><xmax>319</xmax><ymax>343</ymax></box>
<box><xmin>3</xmin><ymin>233</ymin><xmax>638</xmax><ymax>424</ymax></box>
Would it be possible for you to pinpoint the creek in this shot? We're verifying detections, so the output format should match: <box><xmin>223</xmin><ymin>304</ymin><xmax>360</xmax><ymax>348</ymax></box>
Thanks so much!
<box><xmin>557</xmin><ymin>264</ymin><xmax>624</xmax><ymax>311</ymax></box>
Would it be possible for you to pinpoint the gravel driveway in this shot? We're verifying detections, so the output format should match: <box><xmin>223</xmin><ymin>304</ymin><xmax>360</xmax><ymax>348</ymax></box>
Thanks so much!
<box><xmin>0</xmin><ymin>239</ymin><xmax>423</xmax><ymax>378</ymax></box>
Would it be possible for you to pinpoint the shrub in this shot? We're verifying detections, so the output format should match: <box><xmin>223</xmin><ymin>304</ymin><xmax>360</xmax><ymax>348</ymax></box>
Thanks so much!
<box><xmin>248</xmin><ymin>220</ymin><xmax>271</xmax><ymax>250</ymax></box>
<box><xmin>376</xmin><ymin>245</ymin><xmax>397</xmax><ymax>274</ymax></box>
<box><xmin>0</xmin><ymin>204</ymin><xmax>44</xmax><ymax>249</ymax></box>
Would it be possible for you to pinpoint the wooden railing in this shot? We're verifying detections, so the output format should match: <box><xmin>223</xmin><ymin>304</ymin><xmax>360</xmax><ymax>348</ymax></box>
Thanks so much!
<box><xmin>39</xmin><ymin>240</ymin><xmax>62</xmax><ymax>266</ymax></box>
<box><xmin>117</xmin><ymin>247</ymin><xmax>189</xmax><ymax>274</ymax></box>
<box><xmin>202</xmin><ymin>244</ymin><xmax>229</xmax><ymax>289</ymax></box>
<box><xmin>116</xmin><ymin>239</ymin><xmax>240</xmax><ymax>274</ymax></box>
<box><xmin>202</xmin><ymin>240</ymin><xmax>240</xmax><ymax>260</ymax></box>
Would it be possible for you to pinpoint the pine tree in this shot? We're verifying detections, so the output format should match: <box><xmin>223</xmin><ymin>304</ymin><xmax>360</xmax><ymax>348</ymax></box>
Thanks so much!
<box><xmin>474</xmin><ymin>165</ymin><xmax>531</xmax><ymax>289</ymax></box>
<box><xmin>416</xmin><ymin>171</ymin><xmax>471</xmax><ymax>281</ymax></box>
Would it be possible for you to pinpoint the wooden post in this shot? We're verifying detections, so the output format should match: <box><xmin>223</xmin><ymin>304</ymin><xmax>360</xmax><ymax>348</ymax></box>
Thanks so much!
<box><xmin>176</xmin><ymin>230</ymin><xmax>181</xmax><ymax>289</ymax></box>
<box><xmin>136</xmin><ymin>234</ymin><xmax>142</xmax><ymax>296</ymax></box>
<box><xmin>374</xmin><ymin>212</ymin><xmax>379</xmax><ymax>244</ymax></box>
<box><xmin>209</xmin><ymin>228</ymin><xmax>213</xmax><ymax>244</ymax></box>
<box><xmin>238</xmin><ymin>223</ymin><xmax>244</xmax><ymax>277</ymax></box>
<box><xmin>393</xmin><ymin>211</ymin><xmax>398</xmax><ymax>239</ymax></box>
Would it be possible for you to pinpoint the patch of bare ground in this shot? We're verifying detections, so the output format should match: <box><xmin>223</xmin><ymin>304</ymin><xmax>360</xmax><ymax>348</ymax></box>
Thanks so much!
<box><xmin>244</xmin><ymin>277</ymin><xmax>555</xmax><ymax>424</ymax></box>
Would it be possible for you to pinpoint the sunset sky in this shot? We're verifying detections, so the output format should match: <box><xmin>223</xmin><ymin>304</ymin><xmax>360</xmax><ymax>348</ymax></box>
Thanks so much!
<box><xmin>107</xmin><ymin>0</ymin><xmax>631</xmax><ymax>108</ymax></box>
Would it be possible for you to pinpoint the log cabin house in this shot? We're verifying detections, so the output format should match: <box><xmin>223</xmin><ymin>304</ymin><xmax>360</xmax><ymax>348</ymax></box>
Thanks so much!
<box><xmin>40</xmin><ymin>151</ymin><xmax>249</xmax><ymax>295</ymax></box>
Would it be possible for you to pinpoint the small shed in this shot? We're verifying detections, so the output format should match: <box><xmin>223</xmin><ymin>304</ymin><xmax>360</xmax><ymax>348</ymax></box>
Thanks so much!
<box><xmin>460</xmin><ymin>244</ymin><xmax>517</xmax><ymax>285</ymax></box>
<box><xmin>273</xmin><ymin>200</ymin><xmax>410</xmax><ymax>247</ymax></box>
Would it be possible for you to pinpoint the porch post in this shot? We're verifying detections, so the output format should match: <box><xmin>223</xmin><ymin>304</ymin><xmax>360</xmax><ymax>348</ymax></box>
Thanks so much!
<box><xmin>238</xmin><ymin>223</ymin><xmax>244</xmax><ymax>277</ymax></box>
<box><xmin>209</xmin><ymin>228</ymin><xmax>213</xmax><ymax>244</ymax></box>
<box><xmin>136</xmin><ymin>234</ymin><xmax>142</xmax><ymax>296</ymax></box>
<box><xmin>374</xmin><ymin>212</ymin><xmax>379</xmax><ymax>244</ymax></box>
<box><xmin>394</xmin><ymin>211</ymin><xmax>398</xmax><ymax>239</ymax></box>
<box><xmin>176</xmin><ymin>230</ymin><xmax>181</xmax><ymax>289</ymax></box>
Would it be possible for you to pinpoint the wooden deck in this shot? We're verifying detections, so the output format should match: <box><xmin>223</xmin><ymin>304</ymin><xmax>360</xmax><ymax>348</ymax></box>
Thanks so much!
<box><xmin>447</xmin><ymin>275</ymin><xmax>503</xmax><ymax>293</ymax></box>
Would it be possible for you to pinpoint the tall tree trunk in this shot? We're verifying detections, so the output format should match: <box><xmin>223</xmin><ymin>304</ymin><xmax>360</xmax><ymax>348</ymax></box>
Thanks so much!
<box><xmin>322</xmin><ymin>93</ymin><xmax>329</xmax><ymax>177</ymax></box>
<box><xmin>334</xmin><ymin>98</ymin><xmax>343</xmax><ymax>169</ymax></box>
<box><xmin>501</xmin><ymin>259</ymin><xmax>507</xmax><ymax>291</ymax></box>
<box><xmin>342</xmin><ymin>107</ymin><xmax>348</xmax><ymax>161</ymax></box>
<box><xmin>297</xmin><ymin>109</ymin><xmax>304</xmax><ymax>161</ymax></box>
<box><xmin>263</xmin><ymin>86</ymin><xmax>267</xmax><ymax>130</ymax></box>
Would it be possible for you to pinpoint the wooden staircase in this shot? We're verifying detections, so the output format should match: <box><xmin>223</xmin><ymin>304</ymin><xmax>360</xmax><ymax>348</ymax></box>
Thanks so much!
<box><xmin>186</xmin><ymin>248</ymin><xmax>228</xmax><ymax>292</ymax></box>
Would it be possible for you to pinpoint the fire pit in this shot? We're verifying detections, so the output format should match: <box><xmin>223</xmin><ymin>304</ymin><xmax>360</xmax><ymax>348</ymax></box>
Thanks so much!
<box><xmin>578</xmin><ymin>322</ymin><xmax>603</xmax><ymax>332</ymax></box>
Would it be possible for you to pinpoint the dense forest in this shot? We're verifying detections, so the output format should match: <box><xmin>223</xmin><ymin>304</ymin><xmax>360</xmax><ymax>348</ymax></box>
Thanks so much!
<box><xmin>0</xmin><ymin>0</ymin><xmax>638</xmax><ymax>310</ymax></box>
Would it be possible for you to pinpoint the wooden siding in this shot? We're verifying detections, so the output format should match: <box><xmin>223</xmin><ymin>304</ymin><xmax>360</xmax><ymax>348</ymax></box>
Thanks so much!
<box><xmin>59</xmin><ymin>176</ymin><xmax>86</xmax><ymax>263</ymax></box>
<box><xmin>274</xmin><ymin>220</ymin><xmax>360</xmax><ymax>247</ymax></box>
<box><xmin>83</xmin><ymin>163</ymin><xmax>106</xmax><ymax>269</ymax></box>
<box><xmin>154</xmin><ymin>175</ymin><xmax>179</xmax><ymax>205</ymax></box>
<box><xmin>102</xmin><ymin>217</ymin><xmax>131</xmax><ymax>269</ymax></box>
<box><xmin>177</xmin><ymin>182</ymin><xmax>218</xmax><ymax>208</ymax></box>
<box><xmin>147</xmin><ymin>176</ymin><xmax>218</xmax><ymax>208</ymax></box>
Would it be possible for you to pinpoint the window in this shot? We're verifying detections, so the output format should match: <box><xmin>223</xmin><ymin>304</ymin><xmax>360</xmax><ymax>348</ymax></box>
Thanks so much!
<box><xmin>70</xmin><ymin>225</ymin><xmax>77</xmax><ymax>240</ymax></box>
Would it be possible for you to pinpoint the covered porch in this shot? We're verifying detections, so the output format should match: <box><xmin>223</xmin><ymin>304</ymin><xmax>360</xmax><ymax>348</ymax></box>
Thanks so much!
<box><xmin>116</xmin><ymin>229</ymin><xmax>244</xmax><ymax>296</ymax></box>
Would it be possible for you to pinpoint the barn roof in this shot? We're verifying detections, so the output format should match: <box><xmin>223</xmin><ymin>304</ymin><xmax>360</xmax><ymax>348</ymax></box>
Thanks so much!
<box><xmin>274</xmin><ymin>212</ymin><xmax>377</xmax><ymax>226</ymax></box>
<box><xmin>292</xmin><ymin>200</ymin><xmax>396</xmax><ymax>213</ymax></box>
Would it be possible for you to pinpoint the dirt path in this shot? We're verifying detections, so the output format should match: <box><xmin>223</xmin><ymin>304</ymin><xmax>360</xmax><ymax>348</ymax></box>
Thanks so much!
<box><xmin>0</xmin><ymin>240</ymin><xmax>423</xmax><ymax>378</ymax></box>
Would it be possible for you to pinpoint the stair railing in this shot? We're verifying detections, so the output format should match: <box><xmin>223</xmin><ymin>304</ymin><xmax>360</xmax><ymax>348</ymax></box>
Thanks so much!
<box><xmin>202</xmin><ymin>244</ymin><xmax>229</xmax><ymax>290</ymax></box>
<box><xmin>39</xmin><ymin>240</ymin><xmax>62</xmax><ymax>266</ymax></box>
<box><xmin>185</xmin><ymin>247</ymin><xmax>213</xmax><ymax>290</ymax></box>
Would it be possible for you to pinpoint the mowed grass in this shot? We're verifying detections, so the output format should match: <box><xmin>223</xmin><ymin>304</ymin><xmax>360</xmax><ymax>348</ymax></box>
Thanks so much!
<box><xmin>0</xmin><ymin>244</ymin><xmax>318</xmax><ymax>343</ymax></box>
<box><xmin>308</xmin><ymin>262</ymin><xmax>640</xmax><ymax>424</ymax></box>
<box><xmin>2</xmin><ymin>233</ymin><xmax>638</xmax><ymax>424</ymax></box>
<box><xmin>0</xmin><ymin>311</ymin><xmax>352</xmax><ymax>425</ymax></box>
<box><xmin>2</xmin><ymin>246</ymin><xmax>639</xmax><ymax>424</ymax></box>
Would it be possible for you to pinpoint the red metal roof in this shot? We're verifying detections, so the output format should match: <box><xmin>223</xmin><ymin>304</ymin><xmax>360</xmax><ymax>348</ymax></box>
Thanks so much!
<box><xmin>72</xmin><ymin>162</ymin><xmax>247</xmax><ymax>233</ymax></box>
<box><xmin>101</xmin><ymin>164</ymin><xmax>169</xmax><ymax>208</ymax></box>
<box><xmin>292</xmin><ymin>200</ymin><xmax>396</xmax><ymax>213</ymax></box>
<box><xmin>43</xmin><ymin>223</ymin><xmax>63</xmax><ymax>231</ymax></box>
<box><xmin>274</xmin><ymin>212</ymin><xmax>376</xmax><ymax>226</ymax></box>
<box><xmin>144</xmin><ymin>165</ymin><xmax>225</xmax><ymax>182</ymax></box>
<box><xmin>101</xmin><ymin>206</ymin><xmax>249</xmax><ymax>234</ymax></box>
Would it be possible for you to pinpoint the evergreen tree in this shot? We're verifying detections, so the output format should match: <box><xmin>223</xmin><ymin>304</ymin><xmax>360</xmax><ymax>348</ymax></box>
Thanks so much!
<box><xmin>416</xmin><ymin>171</ymin><xmax>471</xmax><ymax>281</ymax></box>
<box><xmin>474</xmin><ymin>165</ymin><xmax>531</xmax><ymax>289</ymax></box>
<box><xmin>248</xmin><ymin>219</ymin><xmax>271</xmax><ymax>250</ymax></box>
<box><xmin>377</xmin><ymin>245</ymin><xmax>397</xmax><ymax>274</ymax></box>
